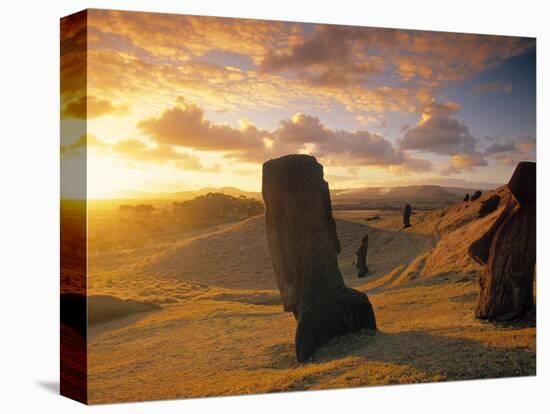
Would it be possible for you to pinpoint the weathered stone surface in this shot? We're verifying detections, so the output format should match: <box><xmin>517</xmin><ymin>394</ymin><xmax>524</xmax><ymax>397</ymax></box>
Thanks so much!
<box><xmin>355</xmin><ymin>234</ymin><xmax>370</xmax><ymax>278</ymax></box>
<box><xmin>262</xmin><ymin>154</ymin><xmax>376</xmax><ymax>362</ymax></box>
<box><xmin>403</xmin><ymin>204</ymin><xmax>412</xmax><ymax>228</ymax></box>
<box><xmin>468</xmin><ymin>161</ymin><xmax>536</xmax><ymax>320</ymax></box>
<box><xmin>478</xmin><ymin>195</ymin><xmax>501</xmax><ymax>218</ymax></box>
<box><xmin>464</xmin><ymin>193</ymin><xmax>470</xmax><ymax>202</ymax></box>
<box><xmin>471</xmin><ymin>190</ymin><xmax>482</xmax><ymax>201</ymax></box>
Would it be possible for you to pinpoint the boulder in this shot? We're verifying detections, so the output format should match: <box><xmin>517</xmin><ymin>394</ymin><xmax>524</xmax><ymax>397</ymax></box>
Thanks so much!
<box><xmin>468</xmin><ymin>162</ymin><xmax>536</xmax><ymax>320</ymax></box>
<box><xmin>262</xmin><ymin>154</ymin><xmax>376</xmax><ymax>362</ymax></box>
<box><xmin>464</xmin><ymin>193</ymin><xmax>470</xmax><ymax>202</ymax></box>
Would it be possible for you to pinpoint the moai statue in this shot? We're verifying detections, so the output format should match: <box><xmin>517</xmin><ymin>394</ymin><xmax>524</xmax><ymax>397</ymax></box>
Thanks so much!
<box><xmin>355</xmin><ymin>234</ymin><xmax>370</xmax><ymax>278</ymax></box>
<box><xmin>262</xmin><ymin>154</ymin><xmax>377</xmax><ymax>362</ymax></box>
<box><xmin>403</xmin><ymin>204</ymin><xmax>412</xmax><ymax>228</ymax></box>
<box><xmin>468</xmin><ymin>162</ymin><xmax>536</xmax><ymax>320</ymax></box>
<box><xmin>471</xmin><ymin>190</ymin><xmax>483</xmax><ymax>201</ymax></box>
<box><xmin>464</xmin><ymin>193</ymin><xmax>470</xmax><ymax>202</ymax></box>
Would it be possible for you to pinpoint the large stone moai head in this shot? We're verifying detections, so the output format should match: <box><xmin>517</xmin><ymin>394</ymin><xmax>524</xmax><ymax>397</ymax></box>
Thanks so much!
<box><xmin>262</xmin><ymin>154</ymin><xmax>343</xmax><ymax>312</ymax></box>
<box><xmin>262</xmin><ymin>154</ymin><xmax>376</xmax><ymax>361</ymax></box>
<box><xmin>468</xmin><ymin>161</ymin><xmax>536</xmax><ymax>320</ymax></box>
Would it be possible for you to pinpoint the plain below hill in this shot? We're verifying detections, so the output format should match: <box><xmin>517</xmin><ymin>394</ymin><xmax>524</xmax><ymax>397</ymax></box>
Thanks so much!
<box><xmin>331</xmin><ymin>184</ymin><xmax>484</xmax><ymax>210</ymax></box>
<box><xmin>134</xmin><ymin>183</ymin><xmax>513</xmax><ymax>295</ymax></box>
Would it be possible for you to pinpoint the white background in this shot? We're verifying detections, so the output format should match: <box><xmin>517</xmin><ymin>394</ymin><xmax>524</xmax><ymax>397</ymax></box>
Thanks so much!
<box><xmin>0</xmin><ymin>0</ymin><xmax>548</xmax><ymax>412</ymax></box>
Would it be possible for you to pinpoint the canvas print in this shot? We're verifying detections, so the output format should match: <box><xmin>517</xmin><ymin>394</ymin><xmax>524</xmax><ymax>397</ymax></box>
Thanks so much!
<box><xmin>60</xmin><ymin>9</ymin><xmax>536</xmax><ymax>404</ymax></box>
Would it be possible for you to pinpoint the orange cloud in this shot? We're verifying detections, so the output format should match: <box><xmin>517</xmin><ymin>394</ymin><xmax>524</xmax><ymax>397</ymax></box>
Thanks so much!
<box><xmin>450</xmin><ymin>152</ymin><xmax>488</xmax><ymax>168</ymax></box>
<box><xmin>400</xmin><ymin>101</ymin><xmax>477</xmax><ymax>155</ymax></box>
<box><xmin>61</xmin><ymin>96</ymin><xmax>130</xmax><ymax>119</ymax></box>
<box><xmin>111</xmin><ymin>138</ymin><xmax>220</xmax><ymax>172</ymax></box>
<box><xmin>84</xmin><ymin>12</ymin><xmax>441</xmax><ymax>115</ymax></box>
<box><xmin>62</xmin><ymin>133</ymin><xmax>220</xmax><ymax>173</ymax></box>
<box><xmin>442</xmin><ymin>152</ymin><xmax>488</xmax><ymax>175</ymax></box>
<box><xmin>78</xmin><ymin>10</ymin><xmax>536</xmax><ymax>124</ymax></box>
<box><xmin>260</xmin><ymin>23</ymin><xmax>534</xmax><ymax>87</ymax></box>
<box><xmin>482</xmin><ymin>136</ymin><xmax>536</xmax><ymax>166</ymax></box>
<box><xmin>137</xmin><ymin>97</ymin><xmax>432</xmax><ymax>171</ymax></box>
<box><xmin>61</xmin><ymin>11</ymin><xmax>87</xmax><ymax>104</ymax></box>
<box><xmin>88</xmin><ymin>9</ymin><xmax>289</xmax><ymax>64</ymax></box>
<box><xmin>260</xmin><ymin>25</ymin><xmax>386</xmax><ymax>87</ymax></box>
<box><xmin>60</xmin><ymin>134</ymin><xmax>108</xmax><ymax>159</ymax></box>
<box><xmin>138</xmin><ymin>97</ymin><xmax>268</xmax><ymax>153</ymax></box>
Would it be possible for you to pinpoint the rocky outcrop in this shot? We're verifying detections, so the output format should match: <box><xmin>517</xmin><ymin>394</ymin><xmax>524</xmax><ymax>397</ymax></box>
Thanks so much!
<box><xmin>471</xmin><ymin>190</ymin><xmax>482</xmax><ymax>201</ymax></box>
<box><xmin>468</xmin><ymin>162</ymin><xmax>536</xmax><ymax>320</ymax></box>
<box><xmin>262</xmin><ymin>154</ymin><xmax>376</xmax><ymax>362</ymax></box>
<box><xmin>403</xmin><ymin>204</ymin><xmax>412</xmax><ymax>228</ymax></box>
<box><xmin>478</xmin><ymin>195</ymin><xmax>501</xmax><ymax>218</ymax></box>
<box><xmin>355</xmin><ymin>234</ymin><xmax>370</xmax><ymax>278</ymax></box>
<box><xmin>464</xmin><ymin>194</ymin><xmax>470</xmax><ymax>202</ymax></box>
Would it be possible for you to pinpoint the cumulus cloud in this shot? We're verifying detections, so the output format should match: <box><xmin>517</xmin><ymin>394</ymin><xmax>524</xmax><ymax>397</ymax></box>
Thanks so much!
<box><xmin>137</xmin><ymin>97</ymin><xmax>268</xmax><ymax>153</ymax></box>
<box><xmin>260</xmin><ymin>22</ymin><xmax>534</xmax><ymax>88</ymax></box>
<box><xmin>483</xmin><ymin>139</ymin><xmax>517</xmax><ymax>155</ymax></box>
<box><xmin>260</xmin><ymin>25</ymin><xmax>387</xmax><ymax>87</ymax></box>
<box><xmin>475</xmin><ymin>81</ymin><xmax>513</xmax><ymax>94</ymax></box>
<box><xmin>399</xmin><ymin>101</ymin><xmax>477</xmax><ymax>155</ymax></box>
<box><xmin>482</xmin><ymin>136</ymin><xmax>536</xmax><ymax>166</ymax></box>
<box><xmin>136</xmin><ymin>97</ymin><xmax>432</xmax><ymax>172</ymax></box>
<box><xmin>273</xmin><ymin>113</ymin><xmax>405</xmax><ymax>165</ymax></box>
<box><xmin>273</xmin><ymin>113</ymin><xmax>332</xmax><ymax>144</ymax></box>
<box><xmin>61</xmin><ymin>96</ymin><xmax>130</xmax><ymax>119</ymax></box>
<box><xmin>76</xmin><ymin>10</ymin><xmax>536</xmax><ymax>134</ymax></box>
<box><xmin>442</xmin><ymin>152</ymin><xmax>488</xmax><ymax>175</ymax></box>
<box><xmin>389</xmin><ymin>157</ymin><xmax>434</xmax><ymax>175</ymax></box>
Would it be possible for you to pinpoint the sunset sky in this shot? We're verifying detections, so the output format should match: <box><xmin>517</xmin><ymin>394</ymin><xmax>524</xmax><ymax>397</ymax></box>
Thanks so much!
<box><xmin>61</xmin><ymin>9</ymin><xmax>536</xmax><ymax>198</ymax></box>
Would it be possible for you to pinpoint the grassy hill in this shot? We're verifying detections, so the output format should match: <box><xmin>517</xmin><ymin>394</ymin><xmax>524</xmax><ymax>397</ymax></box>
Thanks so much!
<box><xmin>85</xmin><ymin>184</ymin><xmax>535</xmax><ymax>403</ymax></box>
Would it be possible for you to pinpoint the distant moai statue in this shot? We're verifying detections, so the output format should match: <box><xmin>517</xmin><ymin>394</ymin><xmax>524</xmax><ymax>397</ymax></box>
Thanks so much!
<box><xmin>355</xmin><ymin>234</ymin><xmax>370</xmax><ymax>278</ymax></box>
<box><xmin>464</xmin><ymin>193</ymin><xmax>470</xmax><ymax>202</ymax></box>
<box><xmin>468</xmin><ymin>162</ymin><xmax>536</xmax><ymax>320</ymax></box>
<box><xmin>471</xmin><ymin>190</ymin><xmax>482</xmax><ymax>201</ymax></box>
<box><xmin>262</xmin><ymin>154</ymin><xmax>377</xmax><ymax>362</ymax></box>
<box><xmin>403</xmin><ymin>204</ymin><xmax>412</xmax><ymax>228</ymax></box>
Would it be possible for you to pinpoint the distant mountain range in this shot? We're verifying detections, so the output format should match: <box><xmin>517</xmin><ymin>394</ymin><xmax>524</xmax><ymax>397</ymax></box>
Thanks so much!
<box><xmin>113</xmin><ymin>184</ymin><xmax>489</xmax><ymax>204</ymax></box>
<box><xmin>114</xmin><ymin>186</ymin><xmax>262</xmax><ymax>201</ymax></box>
<box><xmin>331</xmin><ymin>185</ymin><xmax>477</xmax><ymax>202</ymax></box>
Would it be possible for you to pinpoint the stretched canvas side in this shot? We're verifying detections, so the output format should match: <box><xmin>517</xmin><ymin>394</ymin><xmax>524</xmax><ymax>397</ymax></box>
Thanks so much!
<box><xmin>60</xmin><ymin>9</ymin><xmax>88</xmax><ymax>405</ymax></box>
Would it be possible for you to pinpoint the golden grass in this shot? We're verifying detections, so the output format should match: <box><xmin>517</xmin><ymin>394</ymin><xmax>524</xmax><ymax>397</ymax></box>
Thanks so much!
<box><xmin>86</xmin><ymin>189</ymin><xmax>535</xmax><ymax>403</ymax></box>
<box><xmin>87</xmin><ymin>280</ymin><xmax>534</xmax><ymax>403</ymax></box>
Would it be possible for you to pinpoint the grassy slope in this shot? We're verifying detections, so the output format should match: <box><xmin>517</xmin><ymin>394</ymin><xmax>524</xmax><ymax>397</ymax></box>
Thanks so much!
<box><xmin>86</xmin><ymin>187</ymin><xmax>535</xmax><ymax>403</ymax></box>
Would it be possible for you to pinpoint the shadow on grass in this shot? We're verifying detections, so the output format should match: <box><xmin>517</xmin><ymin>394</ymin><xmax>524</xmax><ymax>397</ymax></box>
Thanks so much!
<box><xmin>309</xmin><ymin>329</ymin><xmax>535</xmax><ymax>381</ymax></box>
